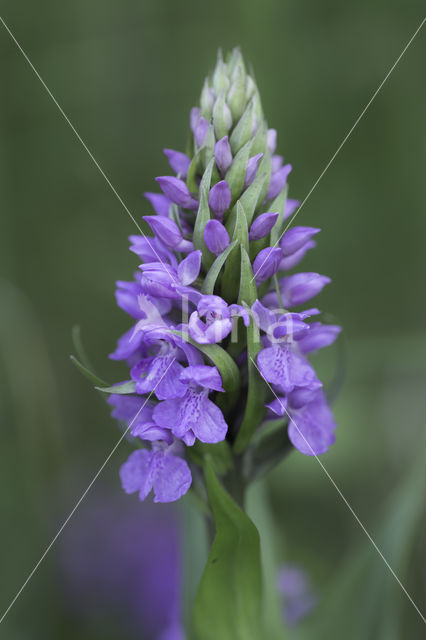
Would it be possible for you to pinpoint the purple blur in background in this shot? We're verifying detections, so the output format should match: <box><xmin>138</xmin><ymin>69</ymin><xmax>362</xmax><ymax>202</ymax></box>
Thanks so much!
<box><xmin>58</xmin><ymin>488</ymin><xmax>184</xmax><ymax>640</ymax></box>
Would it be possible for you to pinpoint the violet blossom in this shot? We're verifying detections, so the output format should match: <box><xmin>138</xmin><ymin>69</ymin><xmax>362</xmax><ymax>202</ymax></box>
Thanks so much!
<box><xmin>105</xmin><ymin>48</ymin><xmax>341</xmax><ymax>505</ymax></box>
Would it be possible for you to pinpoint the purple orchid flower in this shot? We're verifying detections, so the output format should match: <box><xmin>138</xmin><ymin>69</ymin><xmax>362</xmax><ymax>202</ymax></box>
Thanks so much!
<box><xmin>120</xmin><ymin>442</ymin><xmax>192</xmax><ymax>503</ymax></box>
<box><xmin>153</xmin><ymin>365</ymin><xmax>228</xmax><ymax>445</ymax></box>
<box><xmin>188</xmin><ymin>295</ymin><xmax>249</xmax><ymax>344</ymax></box>
<box><xmin>108</xmin><ymin>394</ymin><xmax>172</xmax><ymax>443</ymax></box>
<box><xmin>106</xmin><ymin>49</ymin><xmax>342</xmax><ymax>513</ymax></box>
<box><xmin>130</xmin><ymin>340</ymin><xmax>187</xmax><ymax>400</ymax></box>
<box><xmin>287</xmin><ymin>390</ymin><xmax>336</xmax><ymax>455</ymax></box>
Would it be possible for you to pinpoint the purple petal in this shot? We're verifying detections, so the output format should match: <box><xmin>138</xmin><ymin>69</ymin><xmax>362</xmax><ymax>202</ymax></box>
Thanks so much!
<box><xmin>108</xmin><ymin>394</ymin><xmax>153</xmax><ymax>427</ymax></box>
<box><xmin>253</xmin><ymin>247</ymin><xmax>283</xmax><ymax>283</ymax></box>
<box><xmin>155</xmin><ymin>176</ymin><xmax>197</xmax><ymax>210</ymax></box>
<box><xmin>214</xmin><ymin>136</ymin><xmax>233</xmax><ymax>175</ymax></box>
<box><xmin>280</xmin><ymin>241</ymin><xmax>316</xmax><ymax>270</ymax></box>
<box><xmin>115</xmin><ymin>281</ymin><xmax>144</xmax><ymax>319</ymax></box>
<box><xmin>110</xmin><ymin>326</ymin><xmax>145</xmax><ymax>362</ymax></box>
<box><xmin>152</xmin><ymin>452</ymin><xmax>192</xmax><ymax>502</ymax></box>
<box><xmin>229</xmin><ymin>304</ymin><xmax>250</xmax><ymax>326</ymax></box>
<box><xmin>144</xmin><ymin>192</ymin><xmax>171</xmax><ymax>216</ymax></box>
<box><xmin>191</xmin><ymin>397</ymin><xmax>228</xmax><ymax>443</ymax></box>
<box><xmin>131</xmin><ymin>357</ymin><xmax>186</xmax><ymax>400</ymax></box>
<box><xmin>281</xmin><ymin>273</ymin><xmax>331</xmax><ymax>307</ymax></box>
<box><xmin>190</xmin><ymin>107</ymin><xmax>200</xmax><ymax>132</ymax></box>
<box><xmin>163</xmin><ymin>149</ymin><xmax>191</xmax><ymax>178</ymax></box>
<box><xmin>273</xmin><ymin>314</ymin><xmax>309</xmax><ymax>340</ymax></box>
<box><xmin>208</xmin><ymin>180</ymin><xmax>232</xmax><ymax>220</ymax></box>
<box><xmin>244</xmin><ymin>153</ymin><xmax>263</xmax><ymax>187</ymax></box>
<box><xmin>194</xmin><ymin>116</ymin><xmax>209</xmax><ymax>147</ymax></box>
<box><xmin>298</xmin><ymin>323</ymin><xmax>341</xmax><ymax>354</ymax></box>
<box><xmin>120</xmin><ymin>450</ymin><xmax>154</xmax><ymax>501</ymax></box>
<box><xmin>129</xmin><ymin>235</ymin><xmax>177</xmax><ymax>266</ymax></box>
<box><xmin>265</xmin><ymin>396</ymin><xmax>288</xmax><ymax>416</ymax></box>
<box><xmin>280</xmin><ymin>227</ymin><xmax>320</xmax><ymax>256</ymax></box>
<box><xmin>266</xmin><ymin>164</ymin><xmax>292</xmax><ymax>201</ymax></box>
<box><xmin>177</xmin><ymin>250</ymin><xmax>202</xmax><ymax>285</ymax></box>
<box><xmin>288</xmin><ymin>392</ymin><xmax>336</xmax><ymax>456</ymax></box>
<box><xmin>257</xmin><ymin>344</ymin><xmax>321</xmax><ymax>393</ymax></box>
<box><xmin>284</xmin><ymin>198</ymin><xmax>300</xmax><ymax>220</ymax></box>
<box><xmin>197</xmin><ymin>294</ymin><xmax>229</xmax><ymax>317</ymax></box>
<box><xmin>143</xmin><ymin>216</ymin><xmax>183</xmax><ymax>249</ymax></box>
<box><xmin>188</xmin><ymin>312</ymin><xmax>233</xmax><ymax>344</ymax></box>
<box><xmin>204</xmin><ymin>220</ymin><xmax>230</xmax><ymax>255</ymax></box>
<box><xmin>251</xmin><ymin>300</ymin><xmax>279</xmax><ymax>333</ymax></box>
<box><xmin>180</xmin><ymin>365</ymin><xmax>224</xmax><ymax>391</ymax></box>
<box><xmin>249</xmin><ymin>212</ymin><xmax>279</xmax><ymax>241</ymax></box>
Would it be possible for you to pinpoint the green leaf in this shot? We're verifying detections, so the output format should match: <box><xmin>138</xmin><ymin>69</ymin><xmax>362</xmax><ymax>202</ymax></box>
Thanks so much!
<box><xmin>250</xmin><ymin>120</ymin><xmax>267</xmax><ymax>156</ymax></box>
<box><xmin>234</xmin><ymin>249</ymin><xmax>266</xmax><ymax>453</ymax></box>
<box><xmin>227</xmin><ymin>63</ymin><xmax>246</xmax><ymax>122</ymax></box>
<box><xmin>221</xmin><ymin>202</ymin><xmax>249</xmax><ymax>302</ymax></box>
<box><xmin>246</xmin><ymin>481</ymin><xmax>290</xmax><ymax>640</ymax></box>
<box><xmin>95</xmin><ymin>380</ymin><xmax>136</xmax><ymax>395</ymax></box>
<box><xmin>212</xmin><ymin>90</ymin><xmax>231</xmax><ymax>140</ymax></box>
<box><xmin>193</xmin><ymin>460</ymin><xmax>263</xmax><ymax>640</ymax></box>
<box><xmin>230</xmin><ymin>100</ymin><xmax>255</xmax><ymax>154</ymax></box>
<box><xmin>70</xmin><ymin>355</ymin><xmax>108</xmax><ymax>388</ymax></box>
<box><xmin>238</xmin><ymin>151</ymin><xmax>272</xmax><ymax>226</ymax></box>
<box><xmin>269</xmin><ymin>184</ymin><xmax>288</xmax><ymax>247</ymax></box>
<box><xmin>186</xmin><ymin>150</ymin><xmax>202</xmax><ymax>194</ymax></box>
<box><xmin>201</xmin><ymin>240</ymin><xmax>238</xmax><ymax>294</ymax></box>
<box><xmin>193</xmin><ymin>158</ymin><xmax>214</xmax><ymax>261</ymax></box>
<box><xmin>238</xmin><ymin>244</ymin><xmax>257</xmax><ymax>306</ymax></box>
<box><xmin>225</xmin><ymin>139</ymin><xmax>252</xmax><ymax>206</ymax></box>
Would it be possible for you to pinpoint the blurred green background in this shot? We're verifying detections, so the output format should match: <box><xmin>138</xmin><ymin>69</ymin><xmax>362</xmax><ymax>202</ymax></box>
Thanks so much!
<box><xmin>1</xmin><ymin>1</ymin><xmax>426</xmax><ymax>638</ymax></box>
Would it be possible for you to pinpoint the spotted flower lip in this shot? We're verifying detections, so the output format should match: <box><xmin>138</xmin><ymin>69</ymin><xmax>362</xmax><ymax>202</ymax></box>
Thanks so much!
<box><xmin>107</xmin><ymin>48</ymin><xmax>341</xmax><ymax>504</ymax></box>
<box><xmin>153</xmin><ymin>365</ymin><xmax>228</xmax><ymax>445</ymax></box>
<box><xmin>120</xmin><ymin>445</ymin><xmax>192</xmax><ymax>503</ymax></box>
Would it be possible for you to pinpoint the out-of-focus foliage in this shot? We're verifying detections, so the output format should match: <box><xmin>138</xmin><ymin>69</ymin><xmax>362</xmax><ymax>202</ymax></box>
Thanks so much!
<box><xmin>1</xmin><ymin>1</ymin><xmax>425</xmax><ymax>638</ymax></box>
